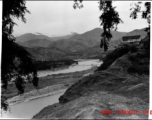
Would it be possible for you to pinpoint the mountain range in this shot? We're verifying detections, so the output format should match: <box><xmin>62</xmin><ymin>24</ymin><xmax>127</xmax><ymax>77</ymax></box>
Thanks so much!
<box><xmin>15</xmin><ymin>32</ymin><xmax>78</xmax><ymax>43</ymax></box>
<box><xmin>16</xmin><ymin>27</ymin><xmax>147</xmax><ymax>61</ymax></box>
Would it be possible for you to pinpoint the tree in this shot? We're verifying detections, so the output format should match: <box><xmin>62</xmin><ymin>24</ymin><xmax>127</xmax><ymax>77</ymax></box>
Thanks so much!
<box><xmin>2</xmin><ymin>0</ymin><xmax>38</xmax><ymax>110</ymax></box>
<box><xmin>99</xmin><ymin>1</ymin><xmax>123</xmax><ymax>51</ymax></box>
<box><xmin>130</xmin><ymin>2</ymin><xmax>151</xmax><ymax>36</ymax></box>
<box><xmin>73</xmin><ymin>1</ymin><xmax>150</xmax><ymax>51</ymax></box>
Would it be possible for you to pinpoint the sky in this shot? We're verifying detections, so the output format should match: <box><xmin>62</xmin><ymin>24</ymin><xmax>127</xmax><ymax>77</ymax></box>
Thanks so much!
<box><xmin>12</xmin><ymin>1</ymin><xmax>149</xmax><ymax>37</ymax></box>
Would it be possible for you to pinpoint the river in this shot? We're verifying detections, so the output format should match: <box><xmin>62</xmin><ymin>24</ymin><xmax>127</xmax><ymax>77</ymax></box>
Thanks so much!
<box><xmin>1</xmin><ymin>92</ymin><xmax>65</xmax><ymax>118</ymax></box>
<box><xmin>2</xmin><ymin>59</ymin><xmax>102</xmax><ymax>118</ymax></box>
<box><xmin>38</xmin><ymin>59</ymin><xmax>102</xmax><ymax>77</ymax></box>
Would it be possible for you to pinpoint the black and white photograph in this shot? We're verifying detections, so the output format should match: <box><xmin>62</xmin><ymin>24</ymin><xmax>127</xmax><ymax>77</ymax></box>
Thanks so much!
<box><xmin>1</xmin><ymin>0</ymin><xmax>151</xmax><ymax>119</ymax></box>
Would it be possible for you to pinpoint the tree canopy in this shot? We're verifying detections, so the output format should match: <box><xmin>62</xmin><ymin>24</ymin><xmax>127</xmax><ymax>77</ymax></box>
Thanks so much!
<box><xmin>2</xmin><ymin>0</ymin><xmax>38</xmax><ymax>110</ymax></box>
<box><xmin>99</xmin><ymin>1</ymin><xmax>123</xmax><ymax>51</ymax></box>
<box><xmin>130</xmin><ymin>2</ymin><xmax>151</xmax><ymax>36</ymax></box>
<box><xmin>74</xmin><ymin>0</ymin><xmax>151</xmax><ymax>51</ymax></box>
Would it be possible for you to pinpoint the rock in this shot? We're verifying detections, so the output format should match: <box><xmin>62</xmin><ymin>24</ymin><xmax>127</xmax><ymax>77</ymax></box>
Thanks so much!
<box><xmin>33</xmin><ymin>36</ymin><xmax>149</xmax><ymax>119</ymax></box>
<box><xmin>33</xmin><ymin>92</ymin><xmax>148</xmax><ymax>119</ymax></box>
<box><xmin>126</xmin><ymin>83</ymin><xmax>147</xmax><ymax>91</ymax></box>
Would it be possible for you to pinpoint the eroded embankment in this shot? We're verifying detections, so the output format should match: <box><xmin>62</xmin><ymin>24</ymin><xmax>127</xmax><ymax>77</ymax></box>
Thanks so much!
<box><xmin>33</xmin><ymin>37</ymin><xmax>150</xmax><ymax>119</ymax></box>
<box><xmin>7</xmin><ymin>84</ymin><xmax>67</xmax><ymax>106</ymax></box>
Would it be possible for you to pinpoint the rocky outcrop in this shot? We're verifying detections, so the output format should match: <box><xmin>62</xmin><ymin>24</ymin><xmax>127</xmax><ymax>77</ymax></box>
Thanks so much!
<box><xmin>33</xmin><ymin>91</ymin><xmax>148</xmax><ymax>119</ymax></box>
<box><xmin>33</xmin><ymin>65</ymin><xmax>149</xmax><ymax>119</ymax></box>
<box><xmin>33</xmin><ymin>36</ymin><xmax>149</xmax><ymax>119</ymax></box>
<box><xmin>58</xmin><ymin>70</ymin><xmax>149</xmax><ymax>104</ymax></box>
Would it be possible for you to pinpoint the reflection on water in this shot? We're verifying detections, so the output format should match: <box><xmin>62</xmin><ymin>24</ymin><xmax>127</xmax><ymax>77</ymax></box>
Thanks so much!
<box><xmin>38</xmin><ymin>59</ymin><xmax>102</xmax><ymax>77</ymax></box>
<box><xmin>2</xmin><ymin>92</ymin><xmax>64</xmax><ymax>118</ymax></box>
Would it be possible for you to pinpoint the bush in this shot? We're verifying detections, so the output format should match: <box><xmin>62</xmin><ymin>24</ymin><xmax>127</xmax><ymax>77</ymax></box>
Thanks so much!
<box><xmin>97</xmin><ymin>44</ymin><xmax>133</xmax><ymax>71</ymax></box>
<box><xmin>128</xmin><ymin>64</ymin><xmax>149</xmax><ymax>75</ymax></box>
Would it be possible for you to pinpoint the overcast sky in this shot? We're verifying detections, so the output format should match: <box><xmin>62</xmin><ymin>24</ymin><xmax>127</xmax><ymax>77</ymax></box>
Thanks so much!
<box><xmin>13</xmin><ymin>1</ymin><xmax>148</xmax><ymax>37</ymax></box>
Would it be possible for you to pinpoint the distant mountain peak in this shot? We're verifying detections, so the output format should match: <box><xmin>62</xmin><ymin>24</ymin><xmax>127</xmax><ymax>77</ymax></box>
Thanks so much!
<box><xmin>92</xmin><ymin>27</ymin><xmax>102</xmax><ymax>30</ymax></box>
<box><xmin>71</xmin><ymin>32</ymin><xmax>78</xmax><ymax>34</ymax></box>
<box><xmin>35</xmin><ymin>32</ymin><xmax>43</xmax><ymax>35</ymax></box>
<box><xmin>15</xmin><ymin>33</ymin><xmax>54</xmax><ymax>43</ymax></box>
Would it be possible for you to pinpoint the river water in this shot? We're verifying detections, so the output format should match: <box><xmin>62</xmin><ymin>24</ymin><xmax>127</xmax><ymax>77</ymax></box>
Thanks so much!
<box><xmin>1</xmin><ymin>92</ymin><xmax>64</xmax><ymax>118</ymax></box>
<box><xmin>38</xmin><ymin>59</ymin><xmax>102</xmax><ymax>77</ymax></box>
<box><xmin>2</xmin><ymin>59</ymin><xmax>102</xmax><ymax>118</ymax></box>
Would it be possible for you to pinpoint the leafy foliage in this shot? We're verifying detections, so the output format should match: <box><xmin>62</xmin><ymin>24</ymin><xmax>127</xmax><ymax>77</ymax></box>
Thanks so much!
<box><xmin>130</xmin><ymin>2</ymin><xmax>151</xmax><ymax>24</ymax></box>
<box><xmin>74</xmin><ymin>0</ymin><xmax>123</xmax><ymax>51</ymax></box>
<box><xmin>97</xmin><ymin>44</ymin><xmax>133</xmax><ymax>70</ymax></box>
<box><xmin>73</xmin><ymin>0</ymin><xmax>83</xmax><ymax>9</ymax></box>
<box><xmin>99</xmin><ymin>1</ymin><xmax>123</xmax><ymax>51</ymax></box>
<box><xmin>74</xmin><ymin>1</ymin><xmax>150</xmax><ymax>51</ymax></box>
<box><xmin>3</xmin><ymin>0</ymin><xmax>30</xmax><ymax>36</ymax></box>
<box><xmin>2</xmin><ymin>0</ymin><xmax>38</xmax><ymax>110</ymax></box>
<box><xmin>130</xmin><ymin>2</ymin><xmax>151</xmax><ymax>36</ymax></box>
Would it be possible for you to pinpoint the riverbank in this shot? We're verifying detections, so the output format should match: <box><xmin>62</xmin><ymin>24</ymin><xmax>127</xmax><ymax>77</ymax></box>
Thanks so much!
<box><xmin>2</xmin><ymin>65</ymin><xmax>99</xmax><ymax>118</ymax></box>
<box><xmin>3</xmin><ymin>66</ymin><xmax>98</xmax><ymax>102</ymax></box>
<box><xmin>34</xmin><ymin>59</ymin><xmax>78</xmax><ymax>71</ymax></box>
<box><xmin>2</xmin><ymin>91</ymin><xmax>66</xmax><ymax>119</ymax></box>
<box><xmin>33</xmin><ymin>69</ymin><xmax>149</xmax><ymax>119</ymax></box>
<box><xmin>33</xmin><ymin>39</ymin><xmax>150</xmax><ymax>119</ymax></box>
<box><xmin>38</xmin><ymin>59</ymin><xmax>101</xmax><ymax>77</ymax></box>
<box><xmin>7</xmin><ymin>84</ymin><xmax>67</xmax><ymax>106</ymax></box>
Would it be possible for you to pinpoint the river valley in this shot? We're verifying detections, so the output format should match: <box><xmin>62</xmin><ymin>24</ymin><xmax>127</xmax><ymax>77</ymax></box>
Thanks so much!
<box><xmin>2</xmin><ymin>59</ymin><xmax>102</xmax><ymax>118</ymax></box>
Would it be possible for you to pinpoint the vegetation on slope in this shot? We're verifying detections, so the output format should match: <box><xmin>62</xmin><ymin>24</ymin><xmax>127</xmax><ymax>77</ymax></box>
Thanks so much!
<box><xmin>33</xmin><ymin>34</ymin><xmax>150</xmax><ymax>119</ymax></box>
<box><xmin>34</xmin><ymin>59</ymin><xmax>78</xmax><ymax>70</ymax></box>
<box><xmin>98</xmin><ymin>35</ymin><xmax>150</xmax><ymax>75</ymax></box>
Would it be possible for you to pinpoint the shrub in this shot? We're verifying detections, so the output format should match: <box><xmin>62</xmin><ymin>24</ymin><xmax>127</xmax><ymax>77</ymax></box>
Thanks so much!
<box><xmin>97</xmin><ymin>44</ymin><xmax>133</xmax><ymax>71</ymax></box>
<box><xmin>128</xmin><ymin>64</ymin><xmax>149</xmax><ymax>75</ymax></box>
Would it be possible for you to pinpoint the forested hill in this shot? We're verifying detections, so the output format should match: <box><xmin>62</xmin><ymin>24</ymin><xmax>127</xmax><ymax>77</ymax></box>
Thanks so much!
<box><xmin>17</xmin><ymin>28</ymin><xmax>147</xmax><ymax>61</ymax></box>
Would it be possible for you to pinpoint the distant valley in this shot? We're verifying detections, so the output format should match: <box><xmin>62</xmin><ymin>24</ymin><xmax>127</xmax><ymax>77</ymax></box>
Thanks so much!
<box><xmin>16</xmin><ymin>27</ymin><xmax>147</xmax><ymax>61</ymax></box>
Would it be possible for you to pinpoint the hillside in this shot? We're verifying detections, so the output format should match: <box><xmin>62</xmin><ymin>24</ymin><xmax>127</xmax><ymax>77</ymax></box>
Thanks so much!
<box><xmin>124</xmin><ymin>28</ymin><xmax>147</xmax><ymax>39</ymax></box>
<box><xmin>26</xmin><ymin>47</ymin><xmax>70</xmax><ymax>61</ymax></box>
<box><xmin>50</xmin><ymin>33</ymin><xmax>78</xmax><ymax>40</ymax></box>
<box><xmin>48</xmin><ymin>39</ymin><xmax>93</xmax><ymax>52</ymax></box>
<box><xmin>17</xmin><ymin>28</ymin><xmax>147</xmax><ymax>61</ymax></box>
<box><xmin>19</xmin><ymin>39</ymin><xmax>52</xmax><ymax>48</ymax></box>
<box><xmin>48</xmin><ymin>28</ymin><xmax>126</xmax><ymax>52</ymax></box>
<box><xmin>70</xmin><ymin>28</ymin><xmax>126</xmax><ymax>41</ymax></box>
<box><xmin>15</xmin><ymin>33</ymin><xmax>54</xmax><ymax>43</ymax></box>
<box><xmin>33</xmin><ymin>35</ymin><xmax>149</xmax><ymax>119</ymax></box>
<box><xmin>16</xmin><ymin>32</ymin><xmax>78</xmax><ymax>43</ymax></box>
